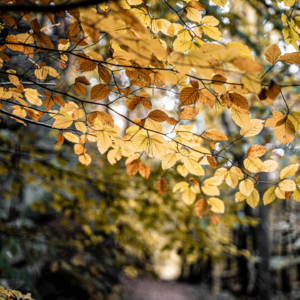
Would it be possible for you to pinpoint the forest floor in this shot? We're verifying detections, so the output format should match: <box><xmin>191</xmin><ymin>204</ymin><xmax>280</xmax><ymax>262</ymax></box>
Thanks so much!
<box><xmin>123</xmin><ymin>276</ymin><xmax>235</xmax><ymax>300</ymax></box>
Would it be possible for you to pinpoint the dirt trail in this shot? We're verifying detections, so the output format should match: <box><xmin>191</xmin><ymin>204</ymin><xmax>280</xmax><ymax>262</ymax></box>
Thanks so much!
<box><xmin>123</xmin><ymin>276</ymin><xmax>234</xmax><ymax>300</ymax></box>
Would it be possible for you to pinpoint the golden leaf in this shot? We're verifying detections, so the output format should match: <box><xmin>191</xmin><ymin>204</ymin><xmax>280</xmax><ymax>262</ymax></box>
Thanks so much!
<box><xmin>73</xmin><ymin>82</ymin><xmax>86</xmax><ymax>96</ymax></box>
<box><xmin>200</xmin><ymin>16</ymin><xmax>219</xmax><ymax>26</ymax></box>
<box><xmin>263</xmin><ymin>187</ymin><xmax>276</xmax><ymax>205</ymax></box>
<box><xmin>205</xmin><ymin>129</ymin><xmax>228</xmax><ymax>141</ymax></box>
<box><xmin>235</xmin><ymin>192</ymin><xmax>247</xmax><ymax>203</ymax></box>
<box><xmin>246</xmin><ymin>145</ymin><xmax>267</xmax><ymax>158</ymax></box>
<box><xmin>53</xmin><ymin>115</ymin><xmax>74</xmax><ymax>129</ymax></box>
<box><xmin>240</xmin><ymin>119</ymin><xmax>264</xmax><ymax>137</ymax></box>
<box><xmin>214</xmin><ymin>168</ymin><xmax>228</xmax><ymax>181</ymax></box>
<box><xmin>274</xmin><ymin>118</ymin><xmax>295</xmax><ymax>145</ymax></box>
<box><xmin>232</xmin><ymin>57</ymin><xmax>263</xmax><ymax>73</ymax></box>
<box><xmin>288</xmin><ymin>112</ymin><xmax>300</xmax><ymax>133</ymax></box>
<box><xmin>261</xmin><ymin>160</ymin><xmax>278</xmax><ymax>173</ymax></box>
<box><xmin>183</xmin><ymin>7</ymin><xmax>202</xmax><ymax>22</ymax></box>
<box><xmin>78</xmin><ymin>153</ymin><xmax>91</xmax><ymax>165</ymax></box>
<box><xmin>246</xmin><ymin>189</ymin><xmax>260</xmax><ymax>208</ymax></box>
<box><xmin>280</xmin><ymin>164</ymin><xmax>299</xmax><ymax>179</ymax></box>
<box><xmin>231</xmin><ymin>107</ymin><xmax>251</xmax><ymax>129</ymax></box>
<box><xmin>279</xmin><ymin>52</ymin><xmax>300</xmax><ymax>65</ymax></box>
<box><xmin>225</xmin><ymin>169</ymin><xmax>240</xmax><ymax>188</ymax></box>
<box><xmin>75</xmin><ymin>122</ymin><xmax>87</xmax><ymax>133</ymax></box>
<box><xmin>241</xmin><ymin>73</ymin><xmax>261</xmax><ymax>94</ymax></box>
<box><xmin>178</xmin><ymin>106</ymin><xmax>200</xmax><ymax>120</ymax></box>
<box><xmin>279</xmin><ymin>179</ymin><xmax>296</xmax><ymax>192</ymax></box>
<box><xmin>207</xmin><ymin>197</ymin><xmax>225</xmax><ymax>213</ymax></box>
<box><xmin>126</xmin><ymin>159</ymin><xmax>140</xmax><ymax>177</ymax></box>
<box><xmin>162</xmin><ymin>153</ymin><xmax>180</xmax><ymax>170</ymax></box>
<box><xmin>239</xmin><ymin>179</ymin><xmax>254</xmax><ymax>197</ymax></box>
<box><xmin>199</xmin><ymin>89</ymin><xmax>215</xmax><ymax>108</ymax></box>
<box><xmin>202</xmin><ymin>25</ymin><xmax>222</xmax><ymax>40</ymax></box>
<box><xmin>63</xmin><ymin>132</ymin><xmax>80</xmax><ymax>143</ymax></box>
<box><xmin>244</xmin><ymin>157</ymin><xmax>263</xmax><ymax>173</ymax></box>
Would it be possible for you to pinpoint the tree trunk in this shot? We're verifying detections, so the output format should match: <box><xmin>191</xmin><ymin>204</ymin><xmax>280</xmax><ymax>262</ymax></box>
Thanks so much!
<box><xmin>254</xmin><ymin>174</ymin><xmax>272</xmax><ymax>300</ymax></box>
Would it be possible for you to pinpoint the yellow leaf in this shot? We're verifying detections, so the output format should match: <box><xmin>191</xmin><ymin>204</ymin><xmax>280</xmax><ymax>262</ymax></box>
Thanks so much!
<box><xmin>240</xmin><ymin>119</ymin><xmax>264</xmax><ymax>137</ymax></box>
<box><xmin>162</xmin><ymin>153</ymin><xmax>180</xmax><ymax>170</ymax></box>
<box><xmin>177</xmin><ymin>164</ymin><xmax>189</xmax><ymax>177</ymax></box>
<box><xmin>280</xmin><ymin>163</ymin><xmax>299</xmax><ymax>179</ymax></box>
<box><xmin>225</xmin><ymin>170</ymin><xmax>239</xmax><ymax>188</ymax></box>
<box><xmin>107</xmin><ymin>148</ymin><xmax>122</xmax><ymax>165</ymax></box>
<box><xmin>200</xmin><ymin>16</ymin><xmax>219</xmax><ymax>26</ymax></box>
<box><xmin>241</xmin><ymin>73</ymin><xmax>261</xmax><ymax>94</ymax></box>
<box><xmin>274</xmin><ymin>118</ymin><xmax>295</xmax><ymax>145</ymax></box>
<box><xmin>275</xmin><ymin>187</ymin><xmax>285</xmax><ymax>199</ymax></box>
<box><xmin>279</xmin><ymin>179</ymin><xmax>296</xmax><ymax>191</ymax></box>
<box><xmin>53</xmin><ymin>115</ymin><xmax>74</xmax><ymax>129</ymax></box>
<box><xmin>211</xmin><ymin>0</ymin><xmax>227</xmax><ymax>6</ymax></box>
<box><xmin>184</xmin><ymin>7</ymin><xmax>202</xmax><ymax>22</ymax></box>
<box><xmin>78</xmin><ymin>153</ymin><xmax>91</xmax><ymax>165</ymax></box>
<box><xmin>292</xmin><ymin>188</ymin><xmax>300</xmax><ymax>202</ymax></box>
<box><xmin>97</xmin><ymin>131</ymin><xmax>112</xmax><ymax>154</ymax></box>
<box><xmin>239</xmin><ymin>179</ymin><xmax>254</xmax><ymax>196</ymax></box>
<box><xmin>288</xmin><ymin>112</ymin><xmax>300</xmax><ymax>133</ymax></box>
<box><xmin>261</xmin><ymin>160</ymin><xmax>278</xmax><ymax>172</ymax></box>
<box><xmin>63</xmin><ymin>132</ymin><xmax>80</xmax><ymax>143</ymax></box>
<box><xmin>231</xmin><ymin>107</ymin><xmax>251</xmax><ymax>129</ymax></box>
<box><xmin>263</xmin><ymin>187</ymin><xmax>276</xmax><ymax>205</ymax></box>
<box><xmin>183</xmin><ymin>156</ymin><xmax>205</xmax><ymax>176</ymax></box>
<box><xmin>214</xmin><ymin>167</ymin><xmax>228</xmax><ymax>181</ymax></box>
<box><xmin>244</xmin><ymin>157</ymin><xmax>263</xmax><ymax>173</ymax></box>
<box><xmin>75</xmin><ymin>122</ymin><xmax>87</xmax><ymax>133</ymax></box>
<box><xmin>235</xmin><ymin>192</ymin><xmax>247</xmax><ymax>203</ymax></box>
<box><xmin>182</xmin><ymin>186</ymin><xmax>197</xmax><ymax>205</ymax></box>
<box><xmin>202</xmin><ymin>25</ymin><xmax>222</xmax><ymax>40</ymax></box>
<box><xmin>246</xmin><ymin>189</ymin><xmax>260</xmax><ymax>208</ymax></box>
<box><xmin>207</xmin><ymin>197</ymin><xmax>225</xmax><ymax>213</ymax></box>
<box><xmin>24</xmin><ymin>88</ymin><xmax>42</xmax><ymax>106</ymax></box>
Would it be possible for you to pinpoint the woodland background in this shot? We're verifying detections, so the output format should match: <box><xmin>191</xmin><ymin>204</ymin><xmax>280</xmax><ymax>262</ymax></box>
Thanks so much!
<box><xmin>1</xmin><ymin>0</ymin><xmax>300</xmax><ymax>300</ymax></box>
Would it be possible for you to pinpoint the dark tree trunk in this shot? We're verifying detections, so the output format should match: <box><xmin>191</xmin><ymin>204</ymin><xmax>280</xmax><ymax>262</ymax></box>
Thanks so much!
<box><xmin>254</xmin><ymin>174</ymin><xmax>271</xmax><ymax>300</ymax></box>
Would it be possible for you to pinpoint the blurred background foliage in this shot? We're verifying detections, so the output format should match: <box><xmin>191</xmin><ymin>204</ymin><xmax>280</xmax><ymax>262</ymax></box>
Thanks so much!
<box><xmin>1</xmin><ymin>0</ymin><xmax>300</xmax><ymax>300</ymax></box>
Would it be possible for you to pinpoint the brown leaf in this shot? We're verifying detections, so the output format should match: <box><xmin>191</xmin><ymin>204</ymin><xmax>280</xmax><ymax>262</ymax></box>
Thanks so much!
<box><xmin>211</xmin><ymin>75</ymin><xmax>227</xmax><ymax>85</ymax></box>
<box><xmin>67</xmin><ymin>22</ymin><xmax>81</xmax><ymax>38</ymax></box>
<box><xmin>140</xmin><ymin>96</ymin><xmax>152</xmax><ymax>110</ymax></box>
<box><xmin>279</xmin><ymin>52</ymin><xmax>300</xmax><ymax>65</ymax></box>
<box><xmin>266</xmin><ymin>80</ymin><xmax>280</xmax><ymax>100</ymax></box>
<box><xmin>98</xmin><ymin>65</ymin><xmax>111</xmax><ymax>84</ymax></box>
<box><xmin>73</xmin><ymin>82</ymin><xmax>86</xmax><ymax>96</ymax></box>
<box><xmin>186</xmin><ymin>0</ymin><xmax>206</xmax><ymax>10</ymax></box>
<box><xmin>178</xmin><ymin>106</ymin><xmax>200</xmax><ymax>120</ymax></box>
<box><xmin>285</xmin><ymin>191</ymin><xmax>292</xmax><ymax>201</ymax></box>
<box><xmin>74</xmin><ymin>143</ymin><xmax>86</xmax><ymax>155</ymax></box>
<box><xmin>232</xmin><ymin>57</ymin><xmax>263</xmax><ymax>73</ymax></box>
<box><xmin>126</xmin><ymin>96</ymin><xmax>140</xmax><ymax>111</ymax></box>
<box><xmin>43</xmin><ymin>96</ymin><xmax>54</xmax><ymax>111</ymax></box>
<box><xmin>211</xmin><ymin>214</ymin><xmax>220</xmax><ymax>225</ymax></box>
<box><xmin>178</xmin><ymin>87</ymin><xmax>199</xmax><ymax>109</ymax></box>
<box><xmin>71</xmin><ymin>37</ymin><xmax>88</xmax><ymax>46</ymax></box>
<box><xmin>199</xmin><ymin>89</ymin><xmax>215</xmax><ymax>108</ymax></box>
<box><xmin>227</xmin><ymin>93</ymin><xmax>249</xmax><ymax>110</ymax></box>
<box><xmin>190</xmin><ymin>78</ymin><xmax>199</xmax><ymax>89</ymax></box>
<box><xmin>205</xmin><ymin>129</ymin><xmax>228</xmax><ymax>141</ymax></box>
<box><xmin>127</xmin><ymin>159</ymin><xmax>140</xmax><ymax>177</ymax></box>
<box><xmin>97</xmin><ymin>111</ymin><xmax>114</xmax><ymax>127</ymax></box>
<box><xmin>194</xmin><ymin>199</ymin><xmax>209</xmax><ymax>219</ymax></box>
<box><xmin>156</xmin><ymin>178</ymin><xmax>167</xmax><ymax>196</ymax></box>
<box><xmin>247</xmin><ymin>145</ymin><xmax>267</xmax><ymax>158</ymax></box>
<box><xmin>207</xmin><ymin>156</ymin><xmax>217</xmax><ymax>168</ymax></box>
<box><xmin>264</xmin><ymin>44</ymin><xmax>281</xmax><ymax>64</ymax></box>
<box><xmin>189</xmin><ymin>177</ymin><xmax>199</xmax><ymax>186</ymax></box>
<box><xmin>57</xmin><ymin>133</ymin><xmax>64</xmax><ymax>145</ymax></box>
<box><xmin>139</xmin><ymin>163</ymin><xmax>151</xmax><ymax>179</ymax></box>
<box><xmin>91</xmin><ymin>84</ymin><xmax>111</xmax><ymax>101</ymax></box>
<box><xmin>148</xmin><ymin>109</ymin><xmax>168</xmax><ymax>122</ymax></box>
<box><xmin>75</xmin><ymin>76</ymin><xmax>91</xmax><ymax>85</ymax></box>
<box><xmin>53</xmin><ymin>95</ymin><xmax>65</xmax><ymax>107</ymax></box>
<box><xmin>166</xmin><ymin>117</ymin><xmax>178</xmax><ymax>125</ymax></box>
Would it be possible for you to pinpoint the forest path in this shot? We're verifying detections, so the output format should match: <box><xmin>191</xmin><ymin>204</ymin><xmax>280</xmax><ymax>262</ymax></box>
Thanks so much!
<box><xmin>123</xmin><ymin>276</ymin><xmax>234</xmax><ymax>300</ymax></box>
